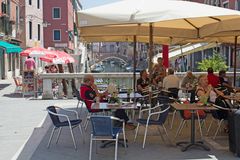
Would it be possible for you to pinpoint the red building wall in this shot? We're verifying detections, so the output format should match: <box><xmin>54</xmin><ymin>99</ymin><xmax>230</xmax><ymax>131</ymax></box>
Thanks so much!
<box><xmin>43</xmin><ymin>0</ymin><xmax>74</xmax><ymax>50</ymax></box>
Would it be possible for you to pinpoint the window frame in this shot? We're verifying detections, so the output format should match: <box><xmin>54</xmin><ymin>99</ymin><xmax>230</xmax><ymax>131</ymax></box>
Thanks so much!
<box><xmin>52</xmin><ymin>7</ymin><xmax>61</xmax><ymax>19</ymax></box>
<box><xmin>37</xmin><ymin>0</ymin><xmax>40</xmax><ymax>9</ymax></box>
<box><xmin>37</xmin><ymin>24</ymin><xmax>40</xmax><ymax>41</ymax></box>
<box><xmin>53</xmin><ymin>29</ymin><xmax>61</xmax><ymax>41</ymax></box>
<box><xmin>29</xmin><ymin>21</ymin><xmax>32</xmax><ymax>40</ymax></box>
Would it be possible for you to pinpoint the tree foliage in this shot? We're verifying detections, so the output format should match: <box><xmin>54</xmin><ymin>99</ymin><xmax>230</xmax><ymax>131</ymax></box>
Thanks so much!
<box><xmin>197</xmin><ymin>53</ymin><xmax>228</xmax><ymax>72</ymax></box>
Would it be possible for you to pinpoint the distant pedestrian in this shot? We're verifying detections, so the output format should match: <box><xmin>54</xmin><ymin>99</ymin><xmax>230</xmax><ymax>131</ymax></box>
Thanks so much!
<box><xmin>24</xmin><ymin>56</ymin><xmax>36</xmax><ymax>70</ymax></box>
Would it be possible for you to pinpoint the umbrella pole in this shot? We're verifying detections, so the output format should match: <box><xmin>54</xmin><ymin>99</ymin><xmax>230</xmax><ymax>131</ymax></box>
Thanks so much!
<box><xmin>149</xmin><ymin>23</ymin><xmax>153</xmax><ymax>107</ymax></box>
<box><xmin>233</xmin><ymin>36</ymin><xmax>238</xmax><ymax>87</ymax></box>
<box><xmin>149</xmin><ymin>23</ymin><xmax>153</xmax><ymax>81</ymax></box>
<box><xmin>133</xmin><ymin>35</ymin><xmax>137</xmax><ymax>93</ymax></box>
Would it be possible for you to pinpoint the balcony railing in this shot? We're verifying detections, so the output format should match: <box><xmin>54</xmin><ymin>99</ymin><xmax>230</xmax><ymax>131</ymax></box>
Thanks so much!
<box><xmin>38</xmin><ymin>72</ymin><xmax>240</xmax><ymax>99</ymax></box>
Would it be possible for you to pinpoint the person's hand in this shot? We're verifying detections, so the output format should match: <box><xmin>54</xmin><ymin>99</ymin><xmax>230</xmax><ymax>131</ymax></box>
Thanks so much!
<box><xmin>103</xmin><ymin>90</ymin><xmax>109</xmax><ymax>96</ymax></box>
<box><xmin>207</xmin><ymin>85</ymin><xmax>213</xmax><ymax>92</ymax></box>
<box><xmin>91</xmin><ymin>84</ymin><xmax>98</xmax><ymax>92</ymax></box>
<box><xmin>218</xmin><ymin>91</ymin><xmax>224</xmax><ymax>97</ymax></box>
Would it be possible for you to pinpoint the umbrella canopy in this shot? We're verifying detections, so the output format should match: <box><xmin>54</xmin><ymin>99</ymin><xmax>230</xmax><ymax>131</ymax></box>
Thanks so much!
<box><xmin>39</xmin><ymin>51</ymin><xmax>75</xmax><ymax>64</ymax></box>
<box><xmin>78</xmin><ymin>0</ymin><xmax>240</xmax><ymax>86</ymax></box>
<box><xmin>20</xmin><ymin>47</ymin><xmax>57</xmax><ymax>58</ymax></box>
<box><xmin>78</xmin><ymin>0</ymin><xmax>240</xmax><ymax>40</ymax></box>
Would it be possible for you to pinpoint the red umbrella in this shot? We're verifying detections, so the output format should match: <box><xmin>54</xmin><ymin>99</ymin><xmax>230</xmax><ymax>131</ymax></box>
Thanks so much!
<box><xmin>20</xmin><ymin>47</ymin><xmax>57</xmax><ymax>58</ymax></box>
<box><xmin>39</xmin><ymin>51</ymin><xmax>75</xmax><ymax>64</ymax></box>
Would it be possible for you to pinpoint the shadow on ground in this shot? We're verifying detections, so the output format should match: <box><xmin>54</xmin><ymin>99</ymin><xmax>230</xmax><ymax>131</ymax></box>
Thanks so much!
<box><xmin>0</xmin><ymin>84</ymin><xmax>11</xmax><ymax>90</ymax></box>
<box><xmin>17</xmin><ymin>107</ymin><xmax>239</xmax><ymax>160</ymax></box>
<box><xmin>3</xmin><ymin>93</ymin><xmax>23</xmax><ymax>98</ymax></box>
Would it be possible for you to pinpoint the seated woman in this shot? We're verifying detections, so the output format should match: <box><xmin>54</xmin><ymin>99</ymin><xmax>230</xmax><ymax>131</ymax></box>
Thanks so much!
<box><xmin>218</xmin><ymin>70</ymin><xmax>240</xmax><ymax>93</ymax></box>
<box><xmin>196</xmin><ymin>74</ymin><xmax>229</xmax><ymax>122</ymax></box>
<box><xmin>137</xmin><ymin>69</ymin><xmax>150</xmax><ymax>95</ymax></box>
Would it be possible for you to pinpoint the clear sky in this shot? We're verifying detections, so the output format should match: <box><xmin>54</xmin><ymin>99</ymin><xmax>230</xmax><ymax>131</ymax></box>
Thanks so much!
<box><xmin>81</xmin><ymin>0</ymin><xmax>121</xmax><ymax>9</ymax></box>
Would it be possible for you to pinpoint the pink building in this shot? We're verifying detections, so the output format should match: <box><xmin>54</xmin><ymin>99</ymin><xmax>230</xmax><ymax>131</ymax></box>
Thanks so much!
<box><xmin>43</xmin><ymin>0</ymin><xmax>74</xmax><ymax>52</ymax></box>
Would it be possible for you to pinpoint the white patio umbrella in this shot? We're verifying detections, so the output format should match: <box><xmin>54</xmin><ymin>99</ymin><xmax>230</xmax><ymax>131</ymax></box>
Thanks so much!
<box><xmin>78</xmin><ymin>0</ymin><xmax>240</xmax><ymax>67</ymax></box>
<box><xmin>78</xmin><ymin>0</ymin><xmax>240</xmax><ymax>38</ymax></box>
<box><xmin>78</xmin><ymin>0</ymin><xmax>240</xmax><ymax>85</ymax></box>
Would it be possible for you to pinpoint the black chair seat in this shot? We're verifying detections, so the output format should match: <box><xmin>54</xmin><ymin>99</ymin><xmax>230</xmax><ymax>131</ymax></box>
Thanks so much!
<box><xmin>137</xmin><ymin>118</ymin><xmax>164</xmax><ymax>125</ymax></box>
<box><xmin>56</xmin><ymin>119</ymin><xmax>82</xmax><ymax>127</ymax></box>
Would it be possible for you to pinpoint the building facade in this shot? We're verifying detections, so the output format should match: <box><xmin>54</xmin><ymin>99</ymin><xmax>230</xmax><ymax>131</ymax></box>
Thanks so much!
<box><xmin>43</xmin><ymin>0</ymin><xmax>74</xmax><ymax>53</ymax></box>
<box><xmin>0</xmin><ymin>0</ymin><xmax>22</xmax><ymax>79</ymax></box>
<box><xmin>19</xmin><ymin>0</ymin><xmax>43</xmax><ymax>49</ymax></box>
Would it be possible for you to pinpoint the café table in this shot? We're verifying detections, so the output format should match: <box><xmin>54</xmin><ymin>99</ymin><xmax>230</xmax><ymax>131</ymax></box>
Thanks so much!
<box><xmin>171</xmin><ymin>103</ymin><xmax>217</xmax><ymax>152</ymax></box>
<box><xmin>91</xmin><ymin>102</ymin><xmax>137</xmax><ymax>110</ymax></box>
<box><xmin>223</xmin><ymin>95</ymin><xmax>240</xmax><ymax>102</ymax></box>
<box><xmin>118</xmin><ymin>92</ymin><xmax>143</xmax><ymax>99</ymax></box>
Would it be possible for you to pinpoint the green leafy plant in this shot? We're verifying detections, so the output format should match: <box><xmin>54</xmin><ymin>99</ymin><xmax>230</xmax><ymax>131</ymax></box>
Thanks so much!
<box><xmin>108</xmin><ymin>92</ymin><xmax>120</xmax><ymax>104</ymax></box>
<box><xmin>197</xmin><ymin>52</ymin><xmax>228</xmax><ymax>72</ymax></box>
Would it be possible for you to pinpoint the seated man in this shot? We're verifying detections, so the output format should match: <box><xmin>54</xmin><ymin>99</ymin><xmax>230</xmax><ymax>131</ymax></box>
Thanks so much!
<box><xmin>181</xmin><ymin>71</ymin><xmax>197</xmax><ymax>102</ymax></box>
<box><xmin>80</xmin><ymin>74</ymin><xmax>107</xmax><ymax>112</ymax></box>
<box><xmin>137</xmin><ymin>69</ymin><xmax>150</xmax><ymax>94</ymax></box>
<box><xmin>218</xmin><ymin>70</ymin><xmax>237</xmax><ymax>94</ymax></box>
<box><xmin>162</xmin><ymin>68</ymin><xmax>180</xmax><ymax>98</ymax></box>
<box><xmin>80</xmin><ymin>75</ymin><xmax>133</xmax><ymax>128</ymax></box>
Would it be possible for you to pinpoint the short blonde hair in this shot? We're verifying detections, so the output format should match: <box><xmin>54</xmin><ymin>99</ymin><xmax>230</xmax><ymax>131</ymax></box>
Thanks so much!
<box><xmin>198</xmin><ymin>74</ymin><xmax>207</xmax><ymax>84</ymax></box>
<box><xmin>83</xmin><ymin>75</ymin><xmax>94</xmax><ymax>83</ymax></box>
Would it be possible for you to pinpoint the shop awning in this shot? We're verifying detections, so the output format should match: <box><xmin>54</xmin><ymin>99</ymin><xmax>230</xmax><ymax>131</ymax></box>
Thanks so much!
<box><xmin>0</xmin><ymin>41</ymin><xmax>22</xmax><ymax>53</ymax></box>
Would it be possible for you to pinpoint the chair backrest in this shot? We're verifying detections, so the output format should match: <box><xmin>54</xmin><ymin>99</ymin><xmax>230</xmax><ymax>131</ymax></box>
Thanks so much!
<box><xmin>158</xmin><ymin>95</ymin><xmax>171</xmax><ymax>105</ymax></box>
<box><xmin>157</xmin><ymin>106</ymin><xmax>170</xmax><ymax>123</ymax></box>
<box><xmin>75</xmin><ymin>89</ymin><xmax>82</xmax><ymax>101</ymax></box>
<box><xmin>90</xmin><ymin>116</ymin><xmax>113</xmax><ymax>136</ymax></box>
<box><xmin>47</xmin><ymin>106</ymin><xmax>61</xmax><ymax>126</ymax></box>
<box><xmin>168</xmin><ymin>88</ymin><xmax>179</xmax><ymax>99</ymax></box>
<box><xmin>212</xmin><ymin>96</ymin><xmax>229</xmax><ymax>120</ymax></box>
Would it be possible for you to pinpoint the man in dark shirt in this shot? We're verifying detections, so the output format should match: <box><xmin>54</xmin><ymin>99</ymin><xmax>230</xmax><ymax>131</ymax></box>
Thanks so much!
<box><xmin>137</xmin><ymin>69</ymin><xmax>150</xmax><ymax>94</ymax></box>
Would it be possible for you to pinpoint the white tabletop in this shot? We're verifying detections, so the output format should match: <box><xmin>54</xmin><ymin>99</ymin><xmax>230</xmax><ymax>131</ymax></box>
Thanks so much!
<box><xmin>118</xmin><ymin>92</ymin><xmax>143</xmax><ymax>99</ymax></box>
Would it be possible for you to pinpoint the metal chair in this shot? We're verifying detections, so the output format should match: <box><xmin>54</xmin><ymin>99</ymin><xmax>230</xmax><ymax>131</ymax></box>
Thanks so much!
<box><xmin>175</xmin><ymin>106</ymin><xmax>207</xmax><ymax>139</ymax></box>
<box><xmin>13</xmin><ymin>77</ymin><xmax>23</xmax><ymax>94</ymax></box>
<box><xmin>134</xmin><ymin>104</ymin><xmax>171</xmax><ymax>149</ymax></box>
<box><xmin>46</xmin><ymin>106</ymin><xmax>84</xmax><ymax>150</ymax></box>
<box><xmin>158</xmin><ymin>95</ymin><xmax>177</xmax><ymax>129</ymax></box>
<box><xmin>75</xmin><ymin>89</ymin><xmax>84</xmax><ymax>115</ymax></box>
<box><xmin>89</xmin><ymin>115</ymin><xmax>126</xmax><ymax>160</ymax></box>
<box><xmin>82</xmin><ymin>99</ymin><xmax>104</xmax><ymax>130</ymax></box>
<box><xmin>207</xmin><ymin>99</ymin><xmax>231</xmax><ymax>139</ymax></box>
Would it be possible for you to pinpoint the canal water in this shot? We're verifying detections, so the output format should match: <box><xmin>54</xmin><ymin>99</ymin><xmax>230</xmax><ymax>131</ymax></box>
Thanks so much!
<box><xmin>102</xmin><ymin>60</ymin><xmax>126</xmax><ymax>72</ymax></box>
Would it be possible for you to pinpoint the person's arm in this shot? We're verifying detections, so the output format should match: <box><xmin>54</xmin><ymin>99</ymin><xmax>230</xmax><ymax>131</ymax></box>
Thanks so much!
<box><xmin>162</xmin><ymin>77</ymin><xmax>166</xmax><ymax>89</ymax></box>
<box><xmin>181</xmin><ymin>77</ymin><xmax>187</xmax><ymax>88</ymax></box>
<box><xmin>214</xmin><ymin>88</ymin><xmax>225</xmax><ymax>97</ymax></box>
<box><xmin>137</xmin><ymin>79</ymin><xmax>143</xmax><ymax>92</ymax></box>
<box><xmin>197</xmin><ymin>86</ymin><xmax>211</xmax><ymax>98</ymax></box>
<box><xmin>33</xmin><ymin>61</ymin><xmax>36</xmax><ymax>69</ymax></box>
<box><xmin>91</xmin><ymin>83</ymin><xmax>108</xmax><ymax>97</ymax></box>
<box><xmin>162</xmin><ymin>67</ymin><xmax>166</xmax><ymax>77</ymax></box>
